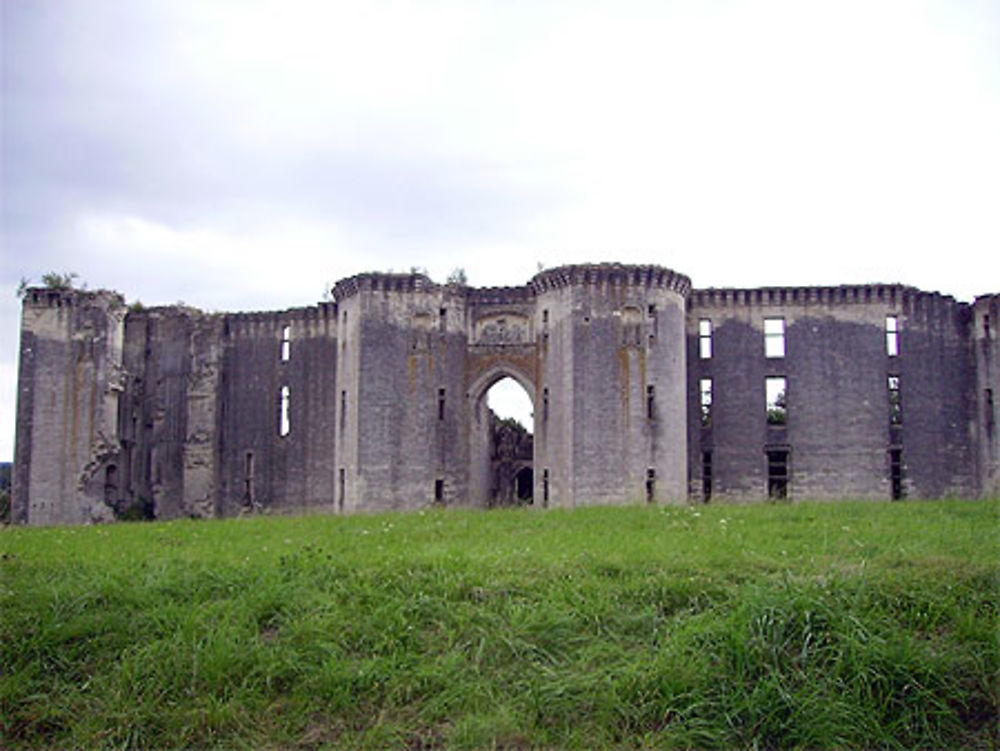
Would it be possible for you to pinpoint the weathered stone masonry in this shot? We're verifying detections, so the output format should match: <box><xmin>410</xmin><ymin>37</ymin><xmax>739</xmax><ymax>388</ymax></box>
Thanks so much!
<box><xmin>12</xmin><ymin>265</ymin><xmax>999</xmax><ymax>524</ymax></box>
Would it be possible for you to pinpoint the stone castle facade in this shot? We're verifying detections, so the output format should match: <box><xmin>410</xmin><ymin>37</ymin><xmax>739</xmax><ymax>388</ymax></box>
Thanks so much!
<box><xmin>12</xmin><ymin>264</ymin><xmax>999</xmax><ymax>524</ymax></box>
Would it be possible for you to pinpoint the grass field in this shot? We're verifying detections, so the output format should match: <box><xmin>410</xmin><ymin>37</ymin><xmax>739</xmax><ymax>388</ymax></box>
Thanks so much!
<box><xmin>1</xmin><ymin>499</ymin><xmax>997</xmax><ymax>749</ymax></box>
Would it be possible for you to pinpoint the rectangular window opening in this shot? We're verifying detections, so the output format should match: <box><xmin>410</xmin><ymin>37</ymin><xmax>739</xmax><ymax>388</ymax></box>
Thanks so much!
<box><xmin>702</xmin><ymin>451</ymin><xmax>713</xmax><ymax>502</ymax></box>
<box><xmin>699</xmin><ymin>319</ymin><xmax>713</xmax><ymax>359</ymax></box>
<box><xmin>889</xmin><ymin>448</ymin><xmax>903</xmax><ymax>500</ymax></box>
<box><xmin>764</xmin><ymin>317</ymin><xmax>786</xmax><ymax>358</ymax></box>
<box><xmin>886</xmin><ymin>315</ymin><xmax>899</xmax><ymax>357</ymax></box>
<box><xmin>699</xmin><ymin>378</ymin><xmax>713</xmax><ymax>427</ymax></box>
<box><xmin>279</xmin><ymin>385</ymin><xmax>291</xmax><ymax>436</ymax></box>
<box><xmin>438</xmin><ymin>388</ymin><xmax>446</xmax><ymax>420</ymax></box>
<box><xmin>340</xmin><ymin>390</ymin><xmax>347</xmax><ymax>431</ymax></box>
<box><xmin>767</xmin><ymin>449</ymin><xmax>789</xmax><ymax>500</ymax></box>
<box><xmin>888</xmin><ymin>375</ymin><xmax>902</xmax><ymax>426</ymax></box>
<box><xmin>766</xmin><ymin>377</ymin><xmax>787</xmax><ymax>425</ymax></box>
<box><xmin>542</xmin><ymin>468</ymin><xmax>550</xmax><ymax>507</ymax></box>
<box><xmin>543</xmin><ymin>387</ymin><xmax>549</xmax><ymax>422</ymax></box>
<box><xmin>646</xmin><ymin>385</ymin><xmax>655</xmax><ymax>419</ymax></box>
<box><xmin>645</xmin><ymin>468</ymin><xmax>655</xmax><ymax>503</ymax></box>
<box><xmin>280</xmin><ymin>325</ymin><xmax>291</xmax><ymax>362</ymax></box>
<box><xmin>434</xmin><ymin>479</ymin><xmax>444</xmax><ymax>503</ymax></box>
<box><xmin>338</xmin><ymin>468</ymin><xmax>345</xmax><ymax>511</ymax></box>
<box><xmin>439</xmin><ymin>308</ymin><xmax>447</xmax><ymax>332</ymax></box>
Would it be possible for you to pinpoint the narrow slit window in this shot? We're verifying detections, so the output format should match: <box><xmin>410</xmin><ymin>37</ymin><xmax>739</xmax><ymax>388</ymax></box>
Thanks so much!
<box><xmin>886</xmin><ymin>316</ymin><xmax>899</xmax><ymax>357</ymax></box>
<box><xmin>699</xmin><ymin>378</ymin><xmax>713</xmax><ymax>427</ymax></box>
<box><xmin>338</xmin><ymin>468</ymin><xmax>345</xmax><ymax>510</ymax></box>
<box><xmin>767</xmin><ymin>449</ymin><xmax>789</xmax><ymax>499</ymax></box>
<box><xmin>766</xmin><ymin>377</ymin><xmax>787</xmax><ymax>425</ymax></box>
<box><xmin>543</xmin><ymin>468</ymin><xmax>550</xmax><ymax>506</ymax></box>
<box><xmin>888</xmin><ymin>375</ymin><xmax>902</xmax><ymax>426</ymax></box>
<box><xmin>434</xmin><ymin>479</ymin><xmax>444</xmax><ymax>503</ymax></box>
<box><xmin>702</xmin><ymin>451</ymin><xmax>713</xmax><ymax>502</ymax></box>
<box><xmin>439</xmin><ymin>308</ymin><xmax>447</xmax><ymax>332</ymax></box>
<box><xmin>543</xmin><ymin>387</ymin><xmax>549</xmax><ymax>422</ymax></box>
<box><xmin>645</xmin><ymin>468</ymin><xmax>656</xmax><ymax>503</ymax></box>
<box><xmin>646</xmin><ymin>385</ymin><xmax>655</xmax><ymax>419</ymax></box>
<box><xmin>764</xmin><ymin>317</ymin><xmax>785</xmax><ymax>358</ymax></box>
<box><xmin>244</xmin><ymin>452</ymin><xmax>255</xmax><ymax>504</ymax></box>
<box><xmin>340</xmin><ymin>390</ymin><xmax>346</xmax><ymax>431</ymax></box>
<box><xmin>280</xmin><ymin>325</ymin><xmax>291</xmax><ymax>361</ymax></box>
<box><xmin>438</xmin><ymin>388</ymin><xmax>446</xmax><ymax>420</ymax></box>
<box><xmin>279</xmin><ymin>385</ymin><xmax>291</xmax><ymax>436</ymax></box>
<box><xmin>699</xmin><ymin>319</ymin><xmax>712</xmax><ymax>359</ymax></box>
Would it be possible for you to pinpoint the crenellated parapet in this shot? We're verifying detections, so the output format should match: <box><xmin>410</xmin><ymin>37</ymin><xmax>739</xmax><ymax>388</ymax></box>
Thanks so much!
<box><xmin>689</xmin><ymin>284</ymin><xmax>964</xmax><ymax>312</ymax></box>
<box><xmin>531</xmin><ymin>264</ymin><xmax>691</xmax><ymax>296</ymax></box>
<box><xmin>332</xmin><ymin>272</ymin><xmax>436</xmax><ymax>301</ymax></box>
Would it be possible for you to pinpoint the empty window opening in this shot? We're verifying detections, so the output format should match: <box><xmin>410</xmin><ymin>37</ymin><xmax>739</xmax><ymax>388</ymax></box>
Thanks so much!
<box><xmin>702</xmin><ymin>451</ymin><xmax>713</xmax><ymax>502</ymax></box>
<box><xmin>542</xmin><ymin>309</ymin><xmax>549</xmax><ymax>329</ymax></box>
<box><xmin>438</xmin><ymin>388</ymin><xmax>446</xmax><ymax>420</ymax></box>
<box><xmin>648</xmin><ymin>304</ymin><xmax>658</xmax><ymax>339</ymax></box>
<box><xmin>764</xmin><ymin>318</ymin><xmax>786</xmax><ymax>358</ymax></box>
<box><xmin>699</xmin><ymin>319</ymin><xmax>713</xmax><ymax>359</ymax></box>
<box><xmin>439</xmin><ymin>308</ymin><xmax>447</xmax><ymax>331</ymax></box>
<box><xmin>767</xmin><ymin>449</ymin><xmax>789</xmax><ymax>499</ymax></box>
<box><xmin>244</xmin><ymin>452</ymin><xmax>255</xmax><ymax>505</ymax></box>
<box><xmin>700</xmin><ymin>378</ymin><xmax>713</xmax><ymax>427</ymax></box>
<box><xmin>434</xmin><ymin>478</ymin><xmax>444</xmax><ymax>503</ymax></box>
<box><xmin>766</xmin><ymin>377</ymin><xmax>788</xmax><ymax>425</ymax></box>
<box><xmin>340</xmin><ymin>390</ymin><xmax>347</xmax><ymax>431</ymax></box>
<box><xmin>889</xmin><ymin>449</ymin><xmax>904</xmax><ymax>500</ymax></box>
<box><xmin>888</xmin><ymin>375</ymin><xmax>902</xmax><ymax>426</ymax></box>
<box><xmin>645</xmin><ymin>468</ymin><xmax>655</xmax><ymax>503</ymax></box>
<box><xmin>338</xmin><ymin>468</ymin><xmax>345</xmax><ymax>511</ymax></box>
<box><xmin>543</xmin><ymin>468</ymin><xmax>550</xmax><ymax>507</ymax></box>
<box><xmin>280</xmin><ymin>325</ymin><xmax>291</xmax><ymax>361</ymax></box>
<box><xmin>646</xmin><ymin>385</ymin><xmax>656</xmax><ymax>419</ymax></box>
<box><xmin>543</xmin><ymin>387</ymin><xmax>549</xmax><ymax>422</ymax></box>
<box><xmin>886</xmin><ymin>316</ymin><xmax>899</xmax><ymax>357</ymax></box>
<box><xmin>279</xmin><ymin>386</ymin><xmax>291</xmax><ymax>436</ymax></box>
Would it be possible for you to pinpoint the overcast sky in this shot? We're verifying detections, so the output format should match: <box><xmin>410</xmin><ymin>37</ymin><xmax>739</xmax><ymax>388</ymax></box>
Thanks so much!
<box><xmin>2</xmin><ymin>0</ymin><xmax>999</xmax><ymax>461</ymax></box>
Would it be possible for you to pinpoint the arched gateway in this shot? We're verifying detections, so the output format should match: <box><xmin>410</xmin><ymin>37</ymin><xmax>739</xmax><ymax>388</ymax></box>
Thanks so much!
<box><xmin>329</xmin><ymin>264</ymin><xmax>691</xmax><ymax>512</ymax></box>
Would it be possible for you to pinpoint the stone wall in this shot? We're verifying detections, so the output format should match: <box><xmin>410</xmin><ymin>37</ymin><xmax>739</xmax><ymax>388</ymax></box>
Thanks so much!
<box><xmin>12</xmin><ymin>266</ymin><xmax>997</xmax><ymax>525</ymax></box>
<box><xmin>687</xmin><ymin>286</ymin><xmax>979</xmax><ymax>502</ymax></box>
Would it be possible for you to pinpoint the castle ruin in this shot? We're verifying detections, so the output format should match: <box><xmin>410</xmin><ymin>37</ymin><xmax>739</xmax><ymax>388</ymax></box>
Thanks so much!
<box><xmin>12</xmin><ymin>264</ymin><xmax>999</xmax><ymax>524</ymax></box>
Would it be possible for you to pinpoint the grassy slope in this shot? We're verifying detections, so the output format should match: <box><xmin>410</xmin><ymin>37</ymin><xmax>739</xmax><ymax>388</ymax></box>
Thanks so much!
<box><xmin>1</xmin><ymin>500</ymin><xmax>997</xmax><ymax>749</ymax></box>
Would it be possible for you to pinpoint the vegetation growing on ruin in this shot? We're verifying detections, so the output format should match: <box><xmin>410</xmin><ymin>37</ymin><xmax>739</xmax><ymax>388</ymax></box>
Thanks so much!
<box><xmin>1</xmin><ymin>500</ymin><xmax>997</xmax><ymax>749</ymax></box>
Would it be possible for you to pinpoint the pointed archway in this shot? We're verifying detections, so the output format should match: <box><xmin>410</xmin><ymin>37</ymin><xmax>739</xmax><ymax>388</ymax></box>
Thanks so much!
<box><xmin>466</xmin><ymin>364</ymin><xmax>536</xmax><ymax>507</ymax></box>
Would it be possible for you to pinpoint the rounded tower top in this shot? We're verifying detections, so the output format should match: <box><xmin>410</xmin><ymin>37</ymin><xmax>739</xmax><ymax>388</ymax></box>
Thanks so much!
<box><xmin>529</xmin><ymin>263</ymin><xmax>691</xmax><ymax>296</ymax></box>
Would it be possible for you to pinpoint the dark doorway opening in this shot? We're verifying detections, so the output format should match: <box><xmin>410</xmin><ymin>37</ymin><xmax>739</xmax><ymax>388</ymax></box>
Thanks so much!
<box><xmin>515</xmin><ymin>467</ymin><xmax>533</xmax><ymax>503</ymax></box>
<box><xmin>889</xmin><ymin>448</ymin><xmax>904</xmax><ymax>500</ymax></box>
<box><xmin>767</xmin><ymin>449</ymin><xmax>789</xmax><ymax>499</ymax></box>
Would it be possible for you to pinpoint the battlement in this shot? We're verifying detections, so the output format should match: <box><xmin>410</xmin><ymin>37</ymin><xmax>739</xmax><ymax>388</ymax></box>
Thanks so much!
<box><xmin>689</xmin><ymin>284</ymin><xmax>963</xmax><ymax>311</ymax></box>
<box><xmin>333</xmin><ymin>272</ymin><xmax>436</xmax><ymax>301</ymax></box>
<box><xmin>530</xmin><ymin>264</ymin><xmax>691</xmax><ymax>295</ymax></box>
<box><xmin>466</xmin><ymin>285</ymin><xmax>535</xmax><ymax>306</ymax></box>
<box><xmin>22</xmin><ymin>287</ymin><xmax>125</xmax><ymax>311</ymax></box>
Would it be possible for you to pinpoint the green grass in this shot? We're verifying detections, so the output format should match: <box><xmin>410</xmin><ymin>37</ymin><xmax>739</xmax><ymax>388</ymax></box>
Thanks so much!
<box><xmin>1</xmin><ymin>499</ymin><xmax>997</xmax><ymax>749</ymax></box>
